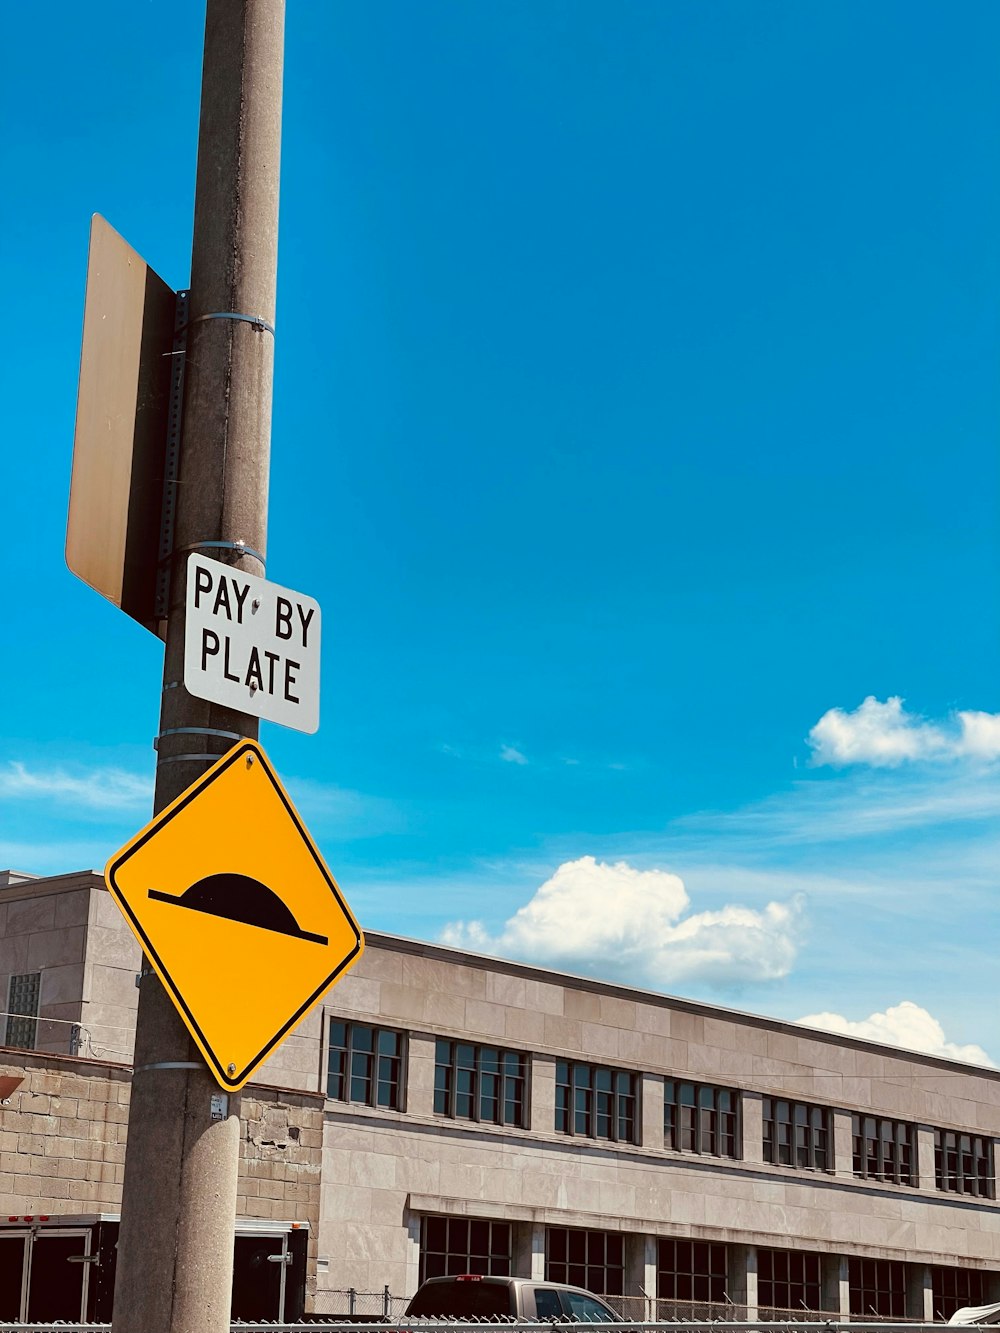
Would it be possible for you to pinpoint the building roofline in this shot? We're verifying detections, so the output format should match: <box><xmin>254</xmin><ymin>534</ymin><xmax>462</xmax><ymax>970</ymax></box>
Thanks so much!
<box><xmin>363</xmin><ymin>928</ymin><xmax>999</xmax><ymax>1082</ymax></box>
<box><xmin>22</xmin><ymin>870</ymin><xmax>995</xmax><ymax>1083</ymax></box>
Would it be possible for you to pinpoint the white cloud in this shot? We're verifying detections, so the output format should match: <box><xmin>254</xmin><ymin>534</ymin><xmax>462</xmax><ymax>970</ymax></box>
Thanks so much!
<box><xmin>808</xmin><ymin>697</ymin><xmax>1000</xmax><ymax>768</ymax></box>
<box><xmin>957</xmin><ymin>710</ymin><xmax>1000</xmax><ymax>760</ymax></box>
<box><xmin>441</xmin><ymin>855</ymin><xmax>804</xmax><ymax>986</ymax></box>
<box><xmin>0</xmin><ymin>762</ymin><xmax>151</xmax><ymax>811</ymax></box>
<box><xmin>796</xmin><ymin>1001</ymin><xmax>994</xmax><ymax>1067</ymax></box>
<box><xmin>499</xmin><ymin>745</ymin><xmax>528</xmax><ymax>765</ymax></box>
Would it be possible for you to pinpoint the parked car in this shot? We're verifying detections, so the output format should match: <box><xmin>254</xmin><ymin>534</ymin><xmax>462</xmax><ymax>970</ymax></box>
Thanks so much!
<box><xmin>404</xmin><ymin>1275</ymin><xmax>620</xmax><ymax>1321</ymax></box>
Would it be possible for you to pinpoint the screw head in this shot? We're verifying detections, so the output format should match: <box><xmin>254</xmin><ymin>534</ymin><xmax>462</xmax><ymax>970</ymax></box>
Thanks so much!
<box><xmin>227</xmin><ymin>1063</ymin><xmax>237</xmax><ymax>1075</ymax></box>
<box><xmin>246</xmin><ymin>754</ymin><xmax>255</xmax><ymax>768</ymax></box>
<box><xmin>251</xmin><ymin>598</ymin><xmax>260</xmax><ymax>614</ymax></box>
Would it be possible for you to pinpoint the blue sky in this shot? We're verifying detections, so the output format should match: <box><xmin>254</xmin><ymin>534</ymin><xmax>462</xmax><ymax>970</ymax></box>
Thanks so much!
<box><xmin>3</xmin><ymin>2</ymin><xmax>999</xmax><ymax>1062</ymax></box>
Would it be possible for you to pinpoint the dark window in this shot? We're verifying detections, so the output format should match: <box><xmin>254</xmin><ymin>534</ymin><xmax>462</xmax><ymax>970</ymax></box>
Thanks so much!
<box><xmin>849</xmin><ymin>1258</ymin><xmax>907</xmax><ymax>1318</ymax></box>
<box><xmin>757</xmin><ymin>1249</ymin><xmax>823</xmax><ymax>1316</ymax></box>
<box><xmin>418</xmin><ymin>1217</ymin><xmax>512</xmax><ymax>1284</ymax></box>
<box><xmin>931</xmin><ymin>1266</ymin><xmax>991</xmax><ymax>1322</ymax></box>
<box><xmin>664</xmin><ymin>1080</ymin><xmax>739</xmax><ymax>1158</ymax></box>
<box><xmin>762</xmin><ymin>1098</ymin><xmax>830</xmax><ymax>1172</ymax></box>
<box><xmin>327</xmin><ymin>1021</ymin><xmax>403</xmax><ymax>1109</ymax></box>
<box><xmin>5</xmin><ymin>974</ymin><xmax>39</xmax><ymax>1050</ymax></box>
<box><xmin>564</xmin><ymin>1292</ymin><xmax>619</xmax><ymax>1321</ymax></box>
<box><xmin>534</xmin><ymin>1289</ymin><xmax>564</xmax><ymax>1319</ymax></box>
<box><xmin>851</xmin><ymin>1115</ymin><xmax>916</xmax><ymax>1185</ymax></box>
<box><xmin>434</xmin><ymin>1040</ymin><xmax>527</xmax><ymax>1127</ymax></box>
<box><xmin>555</xmin><ymin>1062</ymin><xmax>636</xmax><ymax>1143</ymax></box>
<box><xmin>657</xmin><ymin>1238</ymin><xmax>728</xmax><ymax>1308</ymax></box>
<box><xmin>935</xmin><ymin>1129</ymin><xmax>994</xmax><ymax>1198</ymax></box>
<box><xmin>547</xmin><ymin>1227</ymin><xmax>624</xmax><ymax>1295</ymax></box>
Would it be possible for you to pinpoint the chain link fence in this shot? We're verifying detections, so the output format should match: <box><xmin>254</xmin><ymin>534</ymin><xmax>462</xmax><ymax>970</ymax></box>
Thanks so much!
<box><xmin>311</xmin><ymin>1287</ymin><xmax>410</xmax><ymax>1319</ymax></box>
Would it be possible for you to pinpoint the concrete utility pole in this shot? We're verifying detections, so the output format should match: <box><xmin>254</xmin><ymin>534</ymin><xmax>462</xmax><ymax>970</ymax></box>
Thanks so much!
<box><xmin>112</xmin><ymin>2</ymin><xmax>285</xmax><ymax>1330</ymax></box>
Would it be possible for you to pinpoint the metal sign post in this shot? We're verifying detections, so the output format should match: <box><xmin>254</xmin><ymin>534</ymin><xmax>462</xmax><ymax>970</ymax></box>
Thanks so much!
<box><xmin>110</xmin><ymin>2</ymin><xmax>287</xmax><ymax>1330</ymax></box>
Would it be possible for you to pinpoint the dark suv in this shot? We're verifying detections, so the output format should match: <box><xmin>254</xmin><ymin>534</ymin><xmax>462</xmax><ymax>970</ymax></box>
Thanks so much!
<box><xmin>405</xmin><ymin>1275</ymin><xmax>619</xmax><ymax>1321</ymax></box>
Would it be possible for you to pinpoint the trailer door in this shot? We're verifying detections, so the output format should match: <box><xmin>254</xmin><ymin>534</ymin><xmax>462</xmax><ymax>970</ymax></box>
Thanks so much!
<box><xmin>231</xmin><ymin>1232</ymin><xmax>288</xmax><ymax>1321</ymax></box>
<box><xmin>25</xmin><ymin>1228</ymin><xmax>91</xmax><ymax>1321</ymax></box>
<box><xmin>0</xmin><ymin>1232</ymin><xmax>28</xmax><ymax>1321</ymax></box>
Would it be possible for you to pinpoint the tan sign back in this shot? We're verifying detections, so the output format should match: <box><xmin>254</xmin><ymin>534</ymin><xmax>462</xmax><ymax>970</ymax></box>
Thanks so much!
<box><xmin>66</xmin><ymin>215</ymin><xmax>176</xmax><ymax>634</ymax></box>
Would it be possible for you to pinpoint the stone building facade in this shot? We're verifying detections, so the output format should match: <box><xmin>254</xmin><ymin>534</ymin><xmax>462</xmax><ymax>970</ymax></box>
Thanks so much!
<box><xmin>0</xmin><ymin>868</ymin><xmax>998</xmax><ymax>1320</ymax></box>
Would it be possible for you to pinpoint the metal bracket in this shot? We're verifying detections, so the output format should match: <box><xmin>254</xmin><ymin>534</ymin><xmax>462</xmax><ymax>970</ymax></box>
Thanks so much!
<box><xmin>132</xmin><ymin>1061</ymin><xmax>204</xmax><ymax>1075</ymax></box>
<box><xmin>154</xmin><ymin>726</ymin><xmax>242</xmax><ymax>750</ymax></box>
<box><xmin>157</xmin><ymin>752</ymin><xmax>231</xmax><ymax>765</ymax></box>
<box><xmin>154</xmin><ymin>289</ymin><xmax>190</xmax><ymax>623</ymax></box>
<box><xmin>187</xmin><ymin>310</ymin><xmax>275</xmax><ymax>337</ymax></box>
<box><xmin>170</xmin><ymin>537</ymin><xmax>266</xmax><ymax>571</ymax></box>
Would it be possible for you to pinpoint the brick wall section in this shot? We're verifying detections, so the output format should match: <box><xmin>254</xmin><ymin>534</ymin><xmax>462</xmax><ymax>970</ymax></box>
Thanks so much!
<box><xmin>240</xmin><ymin>1086</ymin><xmax>325</xmax><ymax>1309</ymax></box>
<box><xmin>0</xmin><ymin>1051</ymin><xmax>130</xmax><ymax>1214</ymax></box>
<box><xmin>0</xmin><ymin>1051</ymin><xmax>325</xmax><ymax>1308</ymax></box>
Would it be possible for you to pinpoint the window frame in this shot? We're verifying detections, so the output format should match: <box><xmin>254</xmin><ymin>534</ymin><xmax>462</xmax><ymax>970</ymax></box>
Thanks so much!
<box><xmin>418</xmin><ymin>1215</ymin><xmax>512</xmax><ymax>1284</ymax></box>
<box><xmin>757</xmin><ymin>1247</ymin><xmax>823</xmax><ymax>1316</ymax></box>
<box><xmin>762</xmin><ymin>1097</ymin><xmax>831</xmax><ymax>1172</ymax></box>
<box><xmin>326</xmin><ymin>1018</ymin><xmax>405</xmax><ymax>1111</ymax></box>
<box><xmin>555</xmin><ymin>1060</ymin><xmax>637</xmax><ymax>1144</ymax></box>
<box><xmin>848</xmin><ymin>1257</ymin><xmax>907</xmax><ymax>1319</ymax></box>
<box><xmin>656</xmin><ymin>1237</ymin><xmax>729</xmax><ymax>1307</ymax></box>
<box><xmin>546</xmin><ymin>1226</ymin><xmax>625</xmax><ymax>1295</ymax></box>
<box><xmin>664</xmin><ymin>1079</ymin><xmax>740</xmax><ymax>1159</ymax></box>
<box><xmin>931</xmin><ymin>1265</ymin><xmax>991</xmax><ymax>1322</ymax></box>
<box><xmin>934</xmin><ymin>1128</ymin><xmax>994</xmax><ymax>1199</ymax></box>
<box><xmin>851</xmin><ymin>1114</ymin><xmax>916</xmax><ymax>1185</ymax></box>
<box><xmin>433</xmin><ymin>1040</ymin><xmax>528</xmax><ymax>1128</ymax></box>
<box><xmin>5</xmin><ymin>974</ymin><xmax>40</xmax><ymax>1051</ymax></box>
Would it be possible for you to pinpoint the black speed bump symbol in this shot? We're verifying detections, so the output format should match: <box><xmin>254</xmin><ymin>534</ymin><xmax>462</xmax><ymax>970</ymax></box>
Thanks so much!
<box><xmin>148</xmin><ymin>872</ymin><xmax>329</xmax><ymax>946</ymax></box>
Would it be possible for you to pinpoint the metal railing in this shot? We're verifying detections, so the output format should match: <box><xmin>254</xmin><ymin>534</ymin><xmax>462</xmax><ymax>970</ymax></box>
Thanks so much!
<box><xmin>0</xmin><ymin>1322</ymin><xmax>961</xmax><ymax>1332</ymax></box>
<box><xmin>0</xmin><ymin>1010</ymin><xmax>135</xmax><ymax>1064</ymax></box>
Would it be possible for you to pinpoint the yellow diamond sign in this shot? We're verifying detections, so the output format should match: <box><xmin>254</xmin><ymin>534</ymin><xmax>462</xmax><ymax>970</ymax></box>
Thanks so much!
<box><xmin>105</xmin><ymin>740</ymin><xmax>364</xmax><ymax>1090</ymax></box>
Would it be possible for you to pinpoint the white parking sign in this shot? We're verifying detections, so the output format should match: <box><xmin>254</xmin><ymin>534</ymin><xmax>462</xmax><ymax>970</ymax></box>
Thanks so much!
<box><xmin>183</xmin><ymin>554</ymin><xmax>321</xmax><ymax>734</ymax></box>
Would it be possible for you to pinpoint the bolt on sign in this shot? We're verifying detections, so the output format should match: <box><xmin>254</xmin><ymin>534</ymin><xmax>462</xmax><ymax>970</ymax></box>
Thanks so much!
<box><xmin>66</xmin><ymin>215</ymin><xmax>176</xmax><ymax>635</ymax></box>
<box><xmin>105</xmin><ymin>740</ymin><xmax>363</xmax><ymax>1090</ymax></box>
<box><xmin>184</xmin><ymin>554</ymin><xmax>321</xmax><ymax>734</ymax></box>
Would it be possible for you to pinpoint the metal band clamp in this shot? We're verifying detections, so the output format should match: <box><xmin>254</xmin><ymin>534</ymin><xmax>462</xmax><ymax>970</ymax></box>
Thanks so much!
<box><xmin>167</xmin><ymin>539</ymin><xmax>266</xmax><ymax>571</ymax></box>
<box><xmin>186</xmin><ymin>310</ymin><xmax>275</xmax><ymax>337</ymax></box>
<box><xmin>154</xmin><ymin>727</ymin><xmax>243</xmax><ymax>748</ymax></box>
<box><xmin>157</xmin><ymin>752</ymin><xmax>232</xmax><ymax>766</ymax></box>
<box><xmin>132</xmin><ymin>1061</ymin><xmax>205</xmax><ymax>1075</ymax></box>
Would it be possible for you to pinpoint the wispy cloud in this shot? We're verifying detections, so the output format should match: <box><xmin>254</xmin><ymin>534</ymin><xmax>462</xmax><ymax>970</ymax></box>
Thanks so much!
<box><xmin>809</xmin><ymin>697</ymin><xmax>1000</xmax><ymax>768</ymax></box>
<box><xmin>279</xmin><ymin>775</ymin><xmax>405</xmax><ymax>839</ymax></box>
<box><xmin>674</xmin><ymin>766</ymin><xmax>1000</xmax><ymax>848</ymax></box>
<box><xmin>0</xmin><ymin>840</ymin><xmax>111</xmax><ymax>876</ymax></box>
<box><xmin>499</xmin><ymin>744</ymin><xmax>528</xmax><ymax>765</ymax></box>
<box><xmin>0</xmin><ymin>762</ymin><xmax>151</xmax><ymax>812</ymax></box>
<box><xmin>441</xmin><ymin>855</ymin><xmax>804</xmax><ymax>987</ymax></box>
<box><xmin>797</xmin><ymin>1001</ymin><xmax>995</xmax><ymax>1067</ymax></box>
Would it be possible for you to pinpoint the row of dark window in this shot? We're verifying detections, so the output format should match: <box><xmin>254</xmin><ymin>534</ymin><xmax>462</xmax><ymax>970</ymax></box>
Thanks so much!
<box><xmin>418</xmin><ymin>1217</ymin><xmax>995</xmax><ymax>1321</ymax></box>
<box><xmin>326</xmin><ymin>1020</ymin><xmax>996</xmax><ymax>1196</ymax></box>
